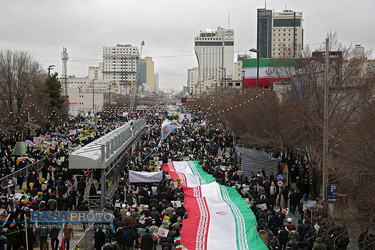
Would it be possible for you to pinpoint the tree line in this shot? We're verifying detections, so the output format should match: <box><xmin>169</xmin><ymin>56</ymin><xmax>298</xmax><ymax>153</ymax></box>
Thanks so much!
<box><xmin>200</xmin><ymin>33</ymin><xmax>375</xmax><ymax>243</ymax></box>
<box><xmin>0</xmin><ymin>50</ymin><xmax>67</xmax><ymax>135</ymax></box>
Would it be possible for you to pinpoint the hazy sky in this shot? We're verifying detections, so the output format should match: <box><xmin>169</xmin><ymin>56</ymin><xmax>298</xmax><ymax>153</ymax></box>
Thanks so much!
<box><xmin>1</xmin><ymin>0</ymin><xmax>374</xmax><ymax>91</ymax></box>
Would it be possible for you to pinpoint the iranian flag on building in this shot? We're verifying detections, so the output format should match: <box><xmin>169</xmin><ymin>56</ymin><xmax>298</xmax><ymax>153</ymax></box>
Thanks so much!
<box><xmin>243</xmin><ymin>58</ymin><xmax>295</xmax><ymax>87</ymax></box>
<box><xmin>163</xmin><ymin>161</ymin><xmax>268</xmax><ymax>250</ymax></box>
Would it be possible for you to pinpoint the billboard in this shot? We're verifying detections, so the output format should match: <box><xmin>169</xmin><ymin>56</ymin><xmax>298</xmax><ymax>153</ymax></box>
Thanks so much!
<box><xmin>243</xmin><ymin>58</ymin><xmax>295</xmax><ymax>86</ymax></box>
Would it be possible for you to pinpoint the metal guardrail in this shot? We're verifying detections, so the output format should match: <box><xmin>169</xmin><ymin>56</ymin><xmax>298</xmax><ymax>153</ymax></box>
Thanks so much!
<box><xmin>71</xmin><ymin>207</ymin><xmax>109</xmax><ymax>250</ymax></box>
<box><xmin>2</xmin><ymin>119</ymin><xmax>142</xmax><ymax>189</ymax></box>
<box><xmin>71</xmin><ymin>120</ymin><xmax>147</xmax><ymax>249</ymax></box>
<box><xmin>0</xmin><ymin>151</ymin><xmax>61</xmax><ymax>188</ymax></box>
<box><xmin>71</xmin><ymin>222</ymin><xmax>96</xmax><ymax>250</ymax></box>
<box><xmin>85</xmin><ymin>195</ymin><xmax>101</xmax><ymax>210</ymax></box>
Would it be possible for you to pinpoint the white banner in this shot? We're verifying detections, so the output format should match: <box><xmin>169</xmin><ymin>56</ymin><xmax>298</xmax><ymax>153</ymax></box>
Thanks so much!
<box><xmin>69</xmin><ymin>129</ymin><xmax>77</xmax><ymax>135</ymax></box>
<box><xmin>128</xmin><ymin>170</ymin><xmax>163</xmax><ymax>183</ymax></box>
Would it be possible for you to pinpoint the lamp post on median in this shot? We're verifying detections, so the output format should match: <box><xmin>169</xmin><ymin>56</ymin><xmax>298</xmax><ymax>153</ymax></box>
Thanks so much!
<box><xmin>220</xmin><ymin>67</ymin><xmax>227</xmax><ymax>88</ymax></box>
<box><xmin>47</xmin><ymin>65</ymin><xmax>55</xmax><ymax>76</ymax></box>
<box><xmin>249</xmin><ymin>48</ymin><xmax>259</xmax><ymax>89</ymax></box>
<box><xmin>92</xmin><ymin>79</ymin><xmax>95</xmax><ymax>113</ymax></box>
<box><xmin>241</xmin><ymin>70</ymin><xmax>245</xmax><ymax>93</ymax></box>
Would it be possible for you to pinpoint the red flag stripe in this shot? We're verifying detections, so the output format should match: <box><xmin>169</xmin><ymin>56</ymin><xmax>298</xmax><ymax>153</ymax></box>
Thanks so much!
<box><xmin>243</xmin><ymin>77</ymin><xmax>291</xmax><ymax>86</ymax></box>
<box><xmin>180</xmin><ymin>185</ymin><xmax>210</xmax><ymax>250</ymax></box>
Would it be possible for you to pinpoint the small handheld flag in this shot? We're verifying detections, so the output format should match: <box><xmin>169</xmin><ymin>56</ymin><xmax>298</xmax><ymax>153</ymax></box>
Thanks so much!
<box><xmin>152</xmin><ymin>231</ymin><xmax>158</xmax><ymax>240</ymax></box>
<box><xmin>174</xmin><ymin>235</ymin><xmax>181</xmax><ymax>244</ymax></box>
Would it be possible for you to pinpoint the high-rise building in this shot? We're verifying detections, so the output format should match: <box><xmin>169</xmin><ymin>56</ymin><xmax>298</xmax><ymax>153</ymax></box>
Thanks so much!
<box><xmin>187</xmin><ymin>67</ymin><xmax>199</xmax><ymax>94</ymax></box>
<box><xmin>154</xmin><ymin>73</ymin><xmax>159</xmax><ymax>93</ymax></box>
<box><xmin>354</xmin><ymin>44</ymin><xmax>365</xmax><ymax>58</ymax></box>
<box><xmin>194</xmin><ymin>27</ymin><xmax>234</xmax><ymax>92</ymax></box>
<box><xmin>138</xmin><ymin>57</ymin><xmax>155</xmax><ymax>92</ymax></box>
<box><xmin>88</xmin><ymin>62</ymin><xmax>104</xmax><ymax>80</ymax></box>
<box><xmin>257</xmin><ymin>8</ymin><xmax>303</xmax><ymax>59</ymax></box>
<box><xmin>102</xmin><ymin>44</ymin><xmax>139</xmax><ymax>86</ymax></box>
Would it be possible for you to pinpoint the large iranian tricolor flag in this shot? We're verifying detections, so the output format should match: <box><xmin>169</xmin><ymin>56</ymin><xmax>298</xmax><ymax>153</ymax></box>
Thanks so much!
<box><xmin>243</xmin><ymin>58</ymin><xmax>295</xmax><ymax>87</ymax></box>
<box><xmin>163</xmin><ymin>161</ymin><xmax>267</xmax><ymax>250</ymax></box>
<box><xmin>163</xmin><ymin>161</ymin><xmax>216</xmax><ymax>187</ymax></box>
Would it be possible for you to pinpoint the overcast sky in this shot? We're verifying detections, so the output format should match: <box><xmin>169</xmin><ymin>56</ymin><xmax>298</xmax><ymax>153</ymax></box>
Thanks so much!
<box><xmin>1</xmin><ymin>0</ymin><xmax>374</xmax><ymax>91</ymax></box>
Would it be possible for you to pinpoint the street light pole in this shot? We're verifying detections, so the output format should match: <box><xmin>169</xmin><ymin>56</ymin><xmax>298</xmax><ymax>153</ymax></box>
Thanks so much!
<box><xmin>108</xmin><ymin>82</ymin><xmax>112</xmax><ymax>106</ymax></box>
<box><xmin>323</xmin><ymin>37</ymin><xmax>330</xmax><ymax>198</ymax></box>
<box><xmin>249</xmin><ymin>48</ymin><xmax>259</xmax><ymax>89</ymax></box>
<box><xmin>92</xmin><ymin>79</ymin><xmax>97</xmax><ymax>132</ymax></box>
<box><xmin>257</xmin><ymin>53</ymin><xmax>259</xmax><ymax>89</ymax></box>
<box><xmin>92</xmin><ymin>79</ymin><xmax>95</xmax><ymax>113</ymax></box>
<box><xmin>47</xmin><ymin>65</ymin><xmax>55</xmax><ymax>76</ymax></box>
<box><xmin>220</xmin><ymin>67</ymin><xmax>227</xmax><ymax>88</ymax></box>
<box><xmin>241</xmin><ymin>70</ymin><xmax>245</xmax><ymax>93</ymax></box>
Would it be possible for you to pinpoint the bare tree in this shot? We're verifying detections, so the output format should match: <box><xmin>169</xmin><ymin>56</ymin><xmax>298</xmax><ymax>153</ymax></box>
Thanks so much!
<box><xmin>332</xmin><ymin>100</ymin><xmax>375</xmax><ymax>248</ymax></box>
<box><xmin>0</xmin><ymin>50</ymin><xmax>44</xmax><ymax>114</ymax></box>
<box><xmin>276</xmin><ymin>32</ymin><xmax>373</xmax><ymax>195</ymax></box>
<box><xmin>197</xmin><ymin>33</ymin><xmax>375</xmax><ymax>246</ymax></box>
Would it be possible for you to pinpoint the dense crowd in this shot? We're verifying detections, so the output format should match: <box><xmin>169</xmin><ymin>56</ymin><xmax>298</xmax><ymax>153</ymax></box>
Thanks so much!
<box><xmin>0</xmin><ymin>109</ymin><xmax>355</xmax><ymax>250</ymax></box>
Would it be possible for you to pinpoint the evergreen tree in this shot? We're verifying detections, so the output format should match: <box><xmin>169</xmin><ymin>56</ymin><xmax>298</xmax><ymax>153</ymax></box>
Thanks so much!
<box><xmin>46</xmin><ymin>72</ymin><xmax>65</xmax><ymax>109</ymax></box>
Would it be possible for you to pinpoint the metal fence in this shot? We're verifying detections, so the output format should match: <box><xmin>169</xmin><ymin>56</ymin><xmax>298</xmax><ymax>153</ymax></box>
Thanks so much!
<box><xmin>71</xmin><ymin>120</ymin><xmax>147</xmax><ymax>249</ymax></box>
<box><xmin>71</xmin><ymin>222</ymin><xmax>96</xmax><ymax>250</ymax></box>
<box><xmin>85</xmin><ymin>195</ymin><xmax>101</xmax><ymax>210</ymax></box>
<box><xmin>71</xmin><ymin>207</ymin><xmax>111</xmax><ymax>250</ymax></box>
<box><xmin>0</xmin><ymin>151</ymin><xmax>61</xmax><ymax>188</ymax></box>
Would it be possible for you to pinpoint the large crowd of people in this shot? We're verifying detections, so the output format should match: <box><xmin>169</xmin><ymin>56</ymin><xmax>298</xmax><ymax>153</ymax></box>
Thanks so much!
<box><xmin>0</xmin><ymin>108</ymin><xmax>355</xmax><ymax>250</ymax></box>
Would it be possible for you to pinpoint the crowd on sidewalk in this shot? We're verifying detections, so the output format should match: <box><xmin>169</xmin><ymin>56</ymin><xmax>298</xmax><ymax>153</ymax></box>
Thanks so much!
<box><xmin>0</xmin><ymin>110</ymin><xmax>352</xmax><ymax>249</ymax></box>
<box><xmin>86</xmin><ymin>114</ymin><xmax>350</xmax><ymax>250</ymax></box>
<box><xmin>0</xmin><ymin>112</ymin><xmax>134</xmax><ymax>249</ymax></box>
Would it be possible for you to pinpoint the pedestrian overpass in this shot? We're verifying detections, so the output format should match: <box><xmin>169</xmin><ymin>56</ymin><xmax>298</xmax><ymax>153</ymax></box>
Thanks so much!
<box><xmin>69</xmin><ymin>118</ymin><xmax>146</xmax><ymax>209</ymax></box>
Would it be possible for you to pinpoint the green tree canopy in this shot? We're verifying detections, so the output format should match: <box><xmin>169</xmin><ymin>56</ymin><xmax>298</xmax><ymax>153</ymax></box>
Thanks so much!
<box><xmin>46</xmin><ymin>72</ymin><xmax>65</xmax><ymax>109</ymax></box>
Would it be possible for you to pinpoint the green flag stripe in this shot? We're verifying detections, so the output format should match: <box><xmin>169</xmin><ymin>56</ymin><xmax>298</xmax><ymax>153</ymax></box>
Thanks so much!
<box><xmin>188</xmin><ymin>161</ymin><xmax>205</xmax><ymax>185</ymax></box>
<box><xmin>243</xmin><ymin>58</ymin><xmax>296</xmax><ymax>68</ymax></box>
<box><xmin>189</xmin><ymin>161</ymin><xmax>216</xmax><ymax>185</ymax></box>
<box><xmin>177</xmin><ymin>161</ymin><xmax>266</xmax><ymax>249</ymax></box>
<box><xmin>220</xmin><ymin>185</ymin><xmax>267</xmax><ymax>249</ymax></box>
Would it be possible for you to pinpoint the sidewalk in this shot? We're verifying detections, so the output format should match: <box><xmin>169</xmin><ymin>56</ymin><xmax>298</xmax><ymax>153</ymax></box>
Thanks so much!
<box><xmin>284</xmin><ymin>198</ymin><xmax>358</xmax><ymax>249</ymax></box>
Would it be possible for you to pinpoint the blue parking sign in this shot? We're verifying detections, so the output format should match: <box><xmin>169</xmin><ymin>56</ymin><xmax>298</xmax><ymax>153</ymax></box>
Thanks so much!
<box><xmin>326</xmin><ymin>184</ymin><xmax>339</xmax><ymax>203</ymax></box>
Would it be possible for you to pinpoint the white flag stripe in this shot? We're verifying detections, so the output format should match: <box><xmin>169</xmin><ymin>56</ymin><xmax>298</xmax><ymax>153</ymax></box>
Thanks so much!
<box><xmin>201</xmin><ymin>183</ymin><xmax>238</xmax><ymax>250</ymax></box>
<box><xmin>164</xmin><ymin>162</ymin><xmax>268</xmax><ymax>250</ymax></box>
<box><xmin>172</xmin><ymin>162</ymin><xmax>204</xmax><ymax>187</ymax></box>
<box><xmin>244</xmin><ymin>67</ymin><xmax>293</xmax><ymax>78</ymax></box>
<box><xmin>173</xmin><ymin>161</ymin><xmax>194</xmax><ymax>174</ymax></box>
<box><xmin>181</xmin><ymin>172</ymin><xmax>204</xmax><ymax>187</ymax></box>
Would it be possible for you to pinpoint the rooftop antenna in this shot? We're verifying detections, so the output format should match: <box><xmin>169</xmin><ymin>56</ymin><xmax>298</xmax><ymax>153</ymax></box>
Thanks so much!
<box><xmin>61</xmin><ymin>47</ymin><xmax>69</xmax><ymax>97</ymax></box>
<box><xmin>228</xmin><ymin>12</ymin><xmax>230</xmax><ymax>28</ymax></box>
<box><xmin>265</xmin><ymin>1</ymin><xmax>267</xmax><ymax>9</ymax></box>
<box><xmin>285</xmin><ymin>4</ymin><xmax>287</xmax><ymax>10</ymax></box>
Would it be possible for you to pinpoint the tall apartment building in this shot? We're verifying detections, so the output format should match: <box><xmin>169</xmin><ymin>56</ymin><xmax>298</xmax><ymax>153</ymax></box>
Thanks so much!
<box><xmin>194</xmin><ymin>27</ymin><xmax>234</xmax><ymax>92</ymax></box>
<box><xmin>354</xmin><ymin>44</ymin><xmax>365</xmax><ymax>58</ymax></box>
<box><xmin>187</xmin><ymin>67</ymin><xmax>199</xmax><ymax>94</ymax></box>
<box><xmin>257</xmin><ymin>8</ymin><xmax>303</xmax><ymax>59</ymax></box>
<box><xmin>102</xmin><ymin>44</ymin><xmax>139</xmax><ymax>86</ymax></box>
<box><xmin>88</xmin><ymin>62</ymin><xmax>104</xmax><ymax>80</ymax></box>
<box><xmin>154</xmin><ymin>73</ymin><xmax>159</xmax><ymax>93</ymax></box>
<box><xmin>66</xmin><ymin>76</ymin><xmax>130</xmax><ymax>113</ymax></box>
<box><xmin>138</xmin><ymin>57</ymin><xmax>155</xmax><ymax>92</ymax></box>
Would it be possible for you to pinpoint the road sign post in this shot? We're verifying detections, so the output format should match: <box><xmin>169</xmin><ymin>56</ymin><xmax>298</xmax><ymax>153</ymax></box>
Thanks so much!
<box><xmin>277</xmin><ymin>180</ymin><xmax>284</xmax><ymax>192</ymax></box>
<box><xmin>326</xmin><ymin>184</ymin><xmax>339</xmax><ymax>203</ymax></box>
